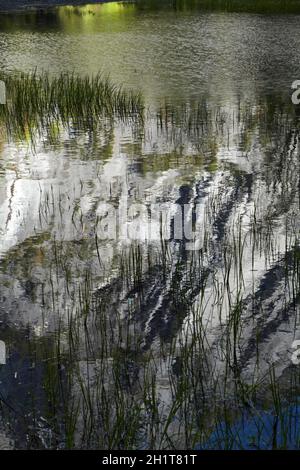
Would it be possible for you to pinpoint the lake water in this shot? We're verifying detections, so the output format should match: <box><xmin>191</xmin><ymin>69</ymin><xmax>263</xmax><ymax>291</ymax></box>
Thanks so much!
<box><xmin>1</xmin><ymin>4</ymin><xmax>300</xmax><ymax>102</ymax></box>
<box><xmin>1</xmin><ymin>2</ymin><xmax>300</xmax><ymax>449</ymax></box>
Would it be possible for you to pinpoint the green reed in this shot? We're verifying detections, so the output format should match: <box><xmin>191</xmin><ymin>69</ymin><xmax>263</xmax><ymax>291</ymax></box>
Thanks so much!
<box><xmin>0</xmin><ymin>71</ymin><xmax>144</xmax><ymax>142</ymax></box>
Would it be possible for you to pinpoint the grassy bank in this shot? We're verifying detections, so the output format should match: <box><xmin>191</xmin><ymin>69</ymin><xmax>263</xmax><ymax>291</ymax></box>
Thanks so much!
<box><xmin>1</xmin><ymin>0</ymin><xmax>300</xmax><ymax>14</ymax></box>
<box><xmin>134</xmin><ymin>0</ymin><xmax>300</xmax><ymax>13</ymax></box>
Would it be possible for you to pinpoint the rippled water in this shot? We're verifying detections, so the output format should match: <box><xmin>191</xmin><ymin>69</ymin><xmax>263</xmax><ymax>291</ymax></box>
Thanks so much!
<box><xmin>1</xmin><ymin>2</ymin><xmax>300</xmax><ymax>449</ymax></box>
<box><xmin>1</xmin><ymin>4</ymin><xmax>300</xmax><ymax>102</ymax></box>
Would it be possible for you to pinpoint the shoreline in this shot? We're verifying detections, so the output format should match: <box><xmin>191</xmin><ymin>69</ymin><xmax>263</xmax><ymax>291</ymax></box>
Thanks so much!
<box><xmin>0</xmin><ymin>0</ymin><xmax>117</xmax><ymax>13</ymax></box>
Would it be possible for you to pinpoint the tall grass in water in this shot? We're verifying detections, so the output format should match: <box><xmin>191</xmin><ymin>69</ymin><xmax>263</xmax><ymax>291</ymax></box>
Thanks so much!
<box><xmin>0</xmin><ymin>71</ymin><xmax>144</xmax><ymax>142</ymax></box>
<box><xmin>1</xmin><ymin>93</ymin><xmax>300</xmax><ymax>448</ymax></box>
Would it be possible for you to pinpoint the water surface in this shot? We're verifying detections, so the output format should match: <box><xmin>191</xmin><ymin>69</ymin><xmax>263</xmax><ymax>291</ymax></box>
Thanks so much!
<box><xmin>1</xmin><ymin>2</ymin><xmax>300</xmax><ymax>449</ymax></box>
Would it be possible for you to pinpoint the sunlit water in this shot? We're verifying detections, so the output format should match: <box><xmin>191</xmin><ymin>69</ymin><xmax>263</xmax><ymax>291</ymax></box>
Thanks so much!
<box><xmin>1</xmin><ymin>2</ymin><xmax>300</xmax><ymax>449</ymax></box>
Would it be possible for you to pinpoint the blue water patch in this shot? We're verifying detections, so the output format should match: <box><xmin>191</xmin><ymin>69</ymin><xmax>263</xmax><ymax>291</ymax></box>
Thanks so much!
<box><xmin>198</xmin><ymin>404</ymin><xmax>300</xmax><ymax>450</ymax></box>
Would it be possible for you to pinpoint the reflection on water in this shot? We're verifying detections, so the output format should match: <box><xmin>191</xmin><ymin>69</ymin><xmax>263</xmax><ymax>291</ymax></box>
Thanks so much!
<box><xmin>1</xmin><ymin>2</ymin><xmax>300</xmax><ymax>449</ymax></box>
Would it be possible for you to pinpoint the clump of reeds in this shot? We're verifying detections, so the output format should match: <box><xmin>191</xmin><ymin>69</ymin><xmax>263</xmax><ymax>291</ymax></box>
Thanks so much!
<box><xmin>0</xmin><ymin>71</ymin><xmax>144</xmax><ymax>142</ymax></box>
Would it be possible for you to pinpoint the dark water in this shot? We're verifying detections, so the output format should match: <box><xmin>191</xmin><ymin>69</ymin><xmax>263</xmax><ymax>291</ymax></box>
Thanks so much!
<box><xmin>1</xmin><ymin>2</ymin><xmax>300</xmax><ymax>449</ymax></box>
